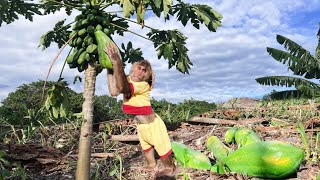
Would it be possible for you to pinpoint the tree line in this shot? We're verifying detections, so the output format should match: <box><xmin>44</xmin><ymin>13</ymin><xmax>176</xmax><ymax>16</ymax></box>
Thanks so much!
<box><xmin>0</xmin><ymin>80</ymin><xmax>216</xmax><ymax>128</ymax></box>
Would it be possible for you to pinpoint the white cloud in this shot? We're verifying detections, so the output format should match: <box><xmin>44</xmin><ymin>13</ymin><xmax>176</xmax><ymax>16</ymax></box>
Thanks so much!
<box><xmin>0</xmin><ymin>0</ymin><xmax>319</xmax><ymax>104</ymax></box>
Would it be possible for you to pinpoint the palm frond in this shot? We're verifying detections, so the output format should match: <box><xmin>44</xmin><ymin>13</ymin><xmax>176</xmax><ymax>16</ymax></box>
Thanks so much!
<box><xmin>276</xmin><ymin>35</ymin><xmax>312</xmax><ymax>59</ymax></box>
<box><xmin>267</xmin><ymin>45</ymin><xmax>320</xmax><ymax>79</ymax></box>
<box><xmin>256</xmin><ymin>76</ymin><xmax>320</xmax><ymax>97</ymax></box>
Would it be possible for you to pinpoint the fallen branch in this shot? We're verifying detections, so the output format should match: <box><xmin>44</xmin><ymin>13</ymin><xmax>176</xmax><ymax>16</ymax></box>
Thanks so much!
<box><xmin>109</xmin><ymin>135</ymin><xmax>139</xmax><ymax>142</ymax></box>
<box><xmin>188</xmin><ymin>117</ymin><xmax>238</xmax><ymax>125</ymax></box>
<box><xmin>69</xmin><ymin>152</ymin><xmax>114</xmax><ymax>158</ymax></box>
<box><xmin>188</xmin><ymin>117</ymin><xmax>266</xmax><ymax>125</ymax></box>
<box><xmin>91</xmin><ymin>153</ymin><xmax>115</xmax><ymax>158</ymax></box>
<box><xmin>271</xmin><ymin>117</ymin><xmax>290</xmax><ymax>124</ymax></box>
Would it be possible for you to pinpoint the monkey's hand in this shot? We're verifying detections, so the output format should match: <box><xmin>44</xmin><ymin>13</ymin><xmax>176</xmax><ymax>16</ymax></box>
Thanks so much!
<box><xmin>104</xmin><ymin>43</ymin><xmax>121</xmax><ymax>65</ymax></box>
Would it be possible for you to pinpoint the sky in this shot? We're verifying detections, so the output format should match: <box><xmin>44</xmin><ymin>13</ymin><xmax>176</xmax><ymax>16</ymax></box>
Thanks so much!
<box><xmin>0</xmin><ymin>0</ymin><xmax>320</xmax><ymax>104</ymax></box>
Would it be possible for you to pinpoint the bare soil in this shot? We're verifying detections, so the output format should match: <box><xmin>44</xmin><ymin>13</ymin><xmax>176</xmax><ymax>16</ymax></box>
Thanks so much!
<box><xmin>1</xmin><ymin>98</ymin><xmax>320</xmax><ymax>180</ymax></box>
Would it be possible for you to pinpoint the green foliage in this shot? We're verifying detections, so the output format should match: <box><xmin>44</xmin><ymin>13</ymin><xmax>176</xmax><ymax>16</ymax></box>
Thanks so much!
<box><xmin>297</xmin><ymin>122</ymin><xmax>320</xmax><ymax>164</ymax></box>
<box><xmin>0</xmin><ymin>150</ymin><xmax>11</xmax><ymax>179</ymax></box>
<box><xmin>0</xmin><ymin>80</ymin><xmax>56</xmax><ymax>125</ymax></box>
<box><xmin>93</xmin><ymin>95</ymin><xmax>127</xmax><ymax>123</ymax></box>
<box><xmin>45</xmin><ymin>79</ymin><xmax>71</xmax><ymax>119</ymax></box>
<box><xmin>177</xmin><ymin>98</ymin><xmax>217</xmax><ymax>117</ymax></box>
<box><xmin>262</xmin><ymin>89</ymin><xmax>311</xmax><ymax>100</ymax></box>
<box><xmin>151</xmin><ymin>98</ymin><xmax>216</xmax><ymax>125</ymax></box>
<box><xmin>0</xmin><ymin>0</ymin><xmax>42</xmax><ymax>27</ymax></box>
<box><xmin>120</xmin><ymin>41</ymin><xmax>144</xmax><ymax>64</ymax></box>
<box><xmin>38</xmin><ymin>19</ymin><xmax>72</xmax><ymax>50</ymax></box>
<box><xmin>147</xmin><ymin>29</ymin><xmax>192</xmax><ymax>73</ymax></box>
<box><xmin>173</xmin><ymin>1</ymin><xmax>223</xmax><ymax>32</ymax></box>
<box><xmin>0</xmin><ymin>80</ymin><xmax>127</xmax><ymax>126</ymax></box>
<box><xmin>3</xmin><ymin>0</ymin><xmax>222</xmax><ymax>75</ymax></box>
<box><xmin>256</xmin><ymin>24</ymin><xmax>320</xmax><ymax>98</ymax></box>
<box><xmin>40</xmin><ymin>0</ymin><xmax>83</xmax><ymax>15</ymax></box>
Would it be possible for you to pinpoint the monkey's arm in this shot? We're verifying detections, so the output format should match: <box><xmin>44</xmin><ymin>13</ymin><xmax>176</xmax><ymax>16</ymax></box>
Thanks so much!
<box><xmin>105</xmin><ymin>43</ymin><xmax>132</xmax><ymax>96</ymax></box>
<box><xmin>107</xmin><ymin>69</ymin><xmax>120</xmax><ymax>97</ymax></box>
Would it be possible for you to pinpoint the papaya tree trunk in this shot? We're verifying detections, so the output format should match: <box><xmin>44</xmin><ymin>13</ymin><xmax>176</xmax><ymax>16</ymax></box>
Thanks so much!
<box><xmin>76</xmin><ymin>63</ymin><xmax>96</xmax><ymax>180</ymax></box>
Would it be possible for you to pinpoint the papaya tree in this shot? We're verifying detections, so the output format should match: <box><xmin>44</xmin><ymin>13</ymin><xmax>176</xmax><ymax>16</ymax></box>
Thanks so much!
<box><xmin>1</xmin><ymin>0</ymin><xmax>223</xmax><ymax>179</ymax></box>
<box><xmin>256</xmin><ymin>24</ymin><xmax>320</xmax><ymax>98</ymax></box>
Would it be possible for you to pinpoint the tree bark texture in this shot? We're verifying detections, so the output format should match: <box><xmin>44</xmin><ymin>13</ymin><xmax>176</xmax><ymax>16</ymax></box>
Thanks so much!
<box><xmin>76</xmin><ymin>64</ymin><xmax>96</xmax><ymax>180</ymax></box>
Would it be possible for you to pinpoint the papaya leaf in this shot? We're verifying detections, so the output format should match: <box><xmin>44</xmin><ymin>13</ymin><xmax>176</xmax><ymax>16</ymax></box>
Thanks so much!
<box><xmin>136</xmin><ymin>3</ymin><xmax>146</xmax><ymax>25</ymax></box>
<box><xmin>173</xmin><ymin>1</ymin><xmax>222</xmax><ymax>32</ymax></box>
<box><xmin>110</xmin><ymin>16</ymin><xmax>129</xmax><ymax>36</ymax></box>
<box><xmin>52</xmin><ymin>106</ymin><xmax>59</xmax><ymax>119</ymax></box>
<box><xmin>38</xmin><ymin>19</ymin><xmax>72</xmax><ymax>50</ymax></box>
<box><xmin>120</xmin><ymin>0</ymin><xmax>134</xmax><ymax>18</ymax></box>
<box><xmin>164</xmin><ymin>43</ymin><xmax>173</xmax><ymax>61</ymax></box>
<box><xmin>40</xmin><ymin>0</ymin><xmax>83</xmax><ymax>15</ymax></box>
<box><xmin>256</xmin><ymin>76</ymin><xmax>320</xmax><ymax>97</ymax></box>
<box><xmin>154</xmin><ymin>0</ymin><xmax>162</xmax><ymax>8</ymax></box>
<box><xmin>45</xmin><ymin>81</ymin><xmax>71</xmax><ymax>119</ymax></box>
<box><xmin>0</xmin><ymin>0</ymin><xmax>43</xmax><ymax>27</ymax></box>
<box><xmin>120</xmin><ymin>42</ymin><xmax>144</xmax><ymax>64</ymax></box>
<box><xmin>73</xmin><ymin>76</ymin><xmax>82</xmax><ymax>84</ymax></box>
<box><xmin>147</xmin><ymin>29</ymin><xmax>192</xmax><ymax>74</ymax></box>
<box><xmin>150</xmin><ymin>0</ymin><xmax>162</xmax><ymax>17</ymax></box>
<box><xmin>163</xmin><ymin>0</ymin><xmax>173</xmax><ymax>18</ymax></box>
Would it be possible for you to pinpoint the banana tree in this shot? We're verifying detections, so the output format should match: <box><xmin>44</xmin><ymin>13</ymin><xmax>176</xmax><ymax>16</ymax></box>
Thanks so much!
<box><xmin>256</xmin><ymin>24</ymin><xmax>320</xmax><ymax>98</ymax></box>
<box><xmin>1</xmin><ymin>0</ymin><xmax>223</xmax><ymax>179</ymax></box>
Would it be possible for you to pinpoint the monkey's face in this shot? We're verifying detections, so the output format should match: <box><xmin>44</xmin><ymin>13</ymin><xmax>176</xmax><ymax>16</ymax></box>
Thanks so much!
<box><xmin>130</xmin><ymin>64</ymin><xmax>148</xmax><ymax>82</ymax></box>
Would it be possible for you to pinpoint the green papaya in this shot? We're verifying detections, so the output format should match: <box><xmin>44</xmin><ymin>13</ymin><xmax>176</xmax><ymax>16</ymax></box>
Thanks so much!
<box><xmin>224</xmin><ymin>141</ymin><xmax>305</xmax><ymax>179</ymax></box>
<box><xmin>69</xmin><ymin>31</ymin><xmax>77</xmax><ymax>39</ymax></box>
<box><xmin>68</xmin><ymin>61</ymin><xmax>78</xmax><ymax>68</ymax></box>
<box><xmin>75</xmin><ymin>14</ymin><xmax>84</xmax><ymax>21</ymax></box>
<box><xmin>67</xmin><ymin>51</ymin><xmax>76</xmax><ymax>64</ymax></box>
<box><xmin>91</xmin><ymin>9</ymin><xmax>98</xmax><ymax>15</ymax></box>
<box><xmin>78</xmin><ymin>28</ymin><xmax>87</xmax><ymax>37</ymax></box>
<box><xmin>81</xmin><ymin>19</ymin><xmax>89</xmax><ymax>26</ymax></box>
<box><xmin>171</xmin><ymin>141</ymin><xmax>212</xmax><ymax>170</ymax></box>
<box><xmin>102</xmin><ymin>19</ymin><xmax>110</xmax><ymax>27</ymax></box>
<box><xmin>207</xmin><ymin>136</ymin><xmax>232</xmax><ymax>162</ymax></box>
<box><xmin>234</xmin><ymin>128</ymin><xmax>261</xmax><ymax>147</ymax></box>
<box><xmin>103</xmin><ymin>28</ymin><xmax>110</xmax><ymax>35</ymax></box>
<box><xmin>95</xmin><ymin>24</ymin><xmax>103</xmax><ymax>31</ymax></box>
<box><xmin>224</xmin><ymin>127</ymin><xmax>238</xmax><ymax>144</ymax></box>
<box><xmin>73</xmin><ymin>21</ymin><xmax>82</xmax><ymax>30</ymax></box>
<box><xmin>77</xmin><ymin>51</ymin><xmax>87</xmax><ymax>64</ymax></box>
<box><xmin>74</xmin><ymin>48</ymin><xmax>84</xmax><ymax>61</ymax></box>
<box><xmin>87</xmin><ymin>14</ymin><xmax>95</xmax><ymax>22</ymax></box>
<box><xmin>86</xmin><ymin>44</ymin><xmax>97</xmax><ymax>54</ymax></box>
<box><xmin>76</xmin><ymin>37</ymin><xmax>83</xmax><ymax>47</ymax></box>
<box><xmin>87</xmin><ymin>25</ymin><xmax>95</xmax><ymax>34</ymax></box>
<box><xmin>85</xmin><ymin>53</ymin><xmax>91</xmax><ymax>61</ymax></box>
<box><xmin>94</xmin><ymin>30</ymin><xmax>121</xmax><ymax>69</ymax></box>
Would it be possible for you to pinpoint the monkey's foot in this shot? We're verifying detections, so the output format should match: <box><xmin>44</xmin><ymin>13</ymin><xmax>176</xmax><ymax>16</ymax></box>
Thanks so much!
<box><xmin>155</xmin><ymin>167</ymin><xmax>176</xmax><ymax>177</ymax></box>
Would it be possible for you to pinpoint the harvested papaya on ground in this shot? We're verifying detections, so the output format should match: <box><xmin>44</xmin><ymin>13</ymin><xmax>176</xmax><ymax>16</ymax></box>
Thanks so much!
<box><xmin>210</xmin><ymin>163</ymin><xmax>226</xmax><ymax>174</ymax></box>
<box><xmin>234</xmin><ymin>128</ymin><xmax>261</xmax><ymax>147</ymax></box>
<box><xmin>207</xmin><ymin>136</ymin><xmax>232</xmax><ymax>162</ymax></box>
<box><xmin>224</xmin><ymin>141</ymin><xmax>305</xmax><ymax>179</ymax></box>
<box><xmin>94</xmin><ymin>30</ymin><xmax>120</xmax><ymax>69</ymax></box>
<box><xmin>171</xmin><ymin>141</ymin><xmax>212</xmax><ymax>170</ymax></box>
<box><xmin>224</xmin><ymin>127</ymin><xmax>238</xmax><ymax>143</ymax></box>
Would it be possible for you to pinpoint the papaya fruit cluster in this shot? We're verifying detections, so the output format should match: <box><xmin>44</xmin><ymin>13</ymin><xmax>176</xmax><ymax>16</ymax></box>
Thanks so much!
<box><xmin>67</xmin><ymin>5</ymin><xmax>114</xmax><ymax>72</ymax></box>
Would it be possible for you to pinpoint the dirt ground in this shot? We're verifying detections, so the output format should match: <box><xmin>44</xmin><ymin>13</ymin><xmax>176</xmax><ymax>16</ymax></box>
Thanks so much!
<box><xmin>1</xmin><ymin>98</ymin><xmax>320</xmax><ymax>180</ymax></box>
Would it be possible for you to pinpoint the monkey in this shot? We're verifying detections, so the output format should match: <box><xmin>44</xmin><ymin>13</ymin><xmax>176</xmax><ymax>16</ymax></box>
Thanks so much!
<box><xmin>104</xmin><ymin>43</ymin><xmax>176</xmax><ymax>177</ymax></box>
